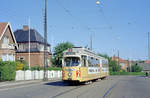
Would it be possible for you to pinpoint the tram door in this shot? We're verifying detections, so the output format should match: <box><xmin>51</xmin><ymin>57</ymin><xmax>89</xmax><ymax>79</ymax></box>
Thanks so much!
<box><xmin>80</xmin><ymin>55</ymin><xmax>88</xmax><ymax>81</ymax></box>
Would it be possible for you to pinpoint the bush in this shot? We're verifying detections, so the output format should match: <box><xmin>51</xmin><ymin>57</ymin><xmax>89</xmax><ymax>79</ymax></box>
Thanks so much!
<box><xmin>47</xmin><ymin>67</ymin><xmax>62</xmax><ymax>71</ymax></box>
<box><xmin>131</xmin><ymin>64</ymin><xmax>142</xmax><ymax>72</ymax></box>
<box><xmin>16</xmin><ymin>61</ymin><xmax>24</xmax><ymax>70</ymax></box>
<box><xmin>23</xmin><ymin>65</ymin><xmax>30</xmax><ymax>71</ymax></box>
<box><xmin>0</xmin><ymin>61</ymin><xmax>16</xmax><ymax>81</ymax></box>
<box><xmin>31</xmin><ymin>66</ymin><xmax>42</xmax><ymax>71</ymax></box>
<box><xmin>16</xmin><ymin>60</ymin><xmax>30</xmax><ymax>71</ymax></box>
<box><xmin>110</xmin><ymin>72</ymin><xmax>145</xmax><ymax>76</ymax></box>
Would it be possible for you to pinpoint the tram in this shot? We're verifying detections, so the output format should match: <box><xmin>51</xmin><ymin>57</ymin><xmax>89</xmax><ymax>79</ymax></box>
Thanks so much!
<box><xmin>62</xmin><ymin>47</ymin><xmax>109</xmax><ymax>83</ymax></box>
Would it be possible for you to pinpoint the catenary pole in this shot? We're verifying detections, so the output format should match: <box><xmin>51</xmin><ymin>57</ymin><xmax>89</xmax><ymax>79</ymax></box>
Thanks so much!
<box><xmin>28</xmin><ymin>18</ymin><xmax>31</xmax><ymax>70</ymax></box>
<box><xmin>43</xmin><ymin>0</ymin><xmax>48</xmax><ymax>81</ymax></box>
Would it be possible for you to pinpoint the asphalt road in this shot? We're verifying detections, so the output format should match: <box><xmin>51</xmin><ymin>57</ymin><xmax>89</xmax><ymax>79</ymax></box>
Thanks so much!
<box><xmin>0</xmin><ymin>76</ymin><xmax>150</xmax><ymax>98</ymax></box>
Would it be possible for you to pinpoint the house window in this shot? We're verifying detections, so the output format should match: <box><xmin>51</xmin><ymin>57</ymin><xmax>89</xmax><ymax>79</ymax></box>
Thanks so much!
<box><xmin>2</xmin><ymin>54</ymin><xmax>7</xmax><ymax>61</ymax></box>
<box><xmin>19</xmin><ymin>57</ymin><xmax>25</xmax><ymax>61</ymax></box>
<box><xmin>3</xmin><ymin>36</ymin><xmax>9</xmax><ymax>44</ymax></box>
<box><xmin>8</xmin><ymin>54</ymin><xmax>14</xmax><ymax>61</ymax></box>
<box><xmin>1</xmin><ymin>54</ymin><xmax>15</xmax><ymax>61</ymax></box>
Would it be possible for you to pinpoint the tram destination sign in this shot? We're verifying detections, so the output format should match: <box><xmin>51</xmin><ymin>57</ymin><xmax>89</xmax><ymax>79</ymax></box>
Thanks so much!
<box><xmin>65</xmin><ymin>52</ymin><xmax>76</xmax><ymax>55</ymax></box>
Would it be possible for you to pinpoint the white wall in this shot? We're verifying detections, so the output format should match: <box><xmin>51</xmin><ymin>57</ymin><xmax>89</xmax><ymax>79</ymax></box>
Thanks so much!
<box><xmin>15</xmin><ymin>70</ymin><xmax>62</xmax><ymax>81</ymax></box>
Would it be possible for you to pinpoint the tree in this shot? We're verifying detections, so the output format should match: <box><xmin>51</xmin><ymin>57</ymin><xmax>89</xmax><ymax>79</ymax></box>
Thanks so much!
<box><xmin>52</xmin><ymin>42</ymin><xmax>74</xmax><ymax>67</ymax></box>
<box><xmin>131</xmin><ymin>63</ymin><xmax>142</xmax><ymax>72</ymax></box>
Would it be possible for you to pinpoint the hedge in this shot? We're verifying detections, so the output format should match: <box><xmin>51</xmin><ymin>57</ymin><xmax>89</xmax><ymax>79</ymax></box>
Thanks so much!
<box><xmin>47</xmin><ymin>67</ymin><xmax>62</xmax><ymax>71</ymax></box>
<box><xmin>0</xmin><ymin>61</ymin><xmax>16</xmax><ymax>81</ymax></box>
<box><xmin>110</xmin><ymin>71</ymin><xmax>145</xmax><ymax>76</ymax></box>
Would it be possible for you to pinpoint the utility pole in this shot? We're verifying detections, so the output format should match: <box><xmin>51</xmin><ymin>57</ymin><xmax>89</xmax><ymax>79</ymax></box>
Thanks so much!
<box><xmin>118</xmin><ymin>50</ymin><xmax>120</xmax><ymax>75</ymax></box>
<box><xmin>28</xmin><ymin>18</ymin><xmax>31</xmax><ymax>70</ymax></box>
<box><xmin>148</xmin><ymin>32</ymin><xmax>150</xmax><ymax>76</ymax></box>
<box><xmin>43</xmin><ymin>0</ymin><xmax>48</xmax><ymax>81</ymax></box>
<box><xmin>148</xmin><ymin>32</ymin><xmax>150</xmax><ymax>60</ymax></box>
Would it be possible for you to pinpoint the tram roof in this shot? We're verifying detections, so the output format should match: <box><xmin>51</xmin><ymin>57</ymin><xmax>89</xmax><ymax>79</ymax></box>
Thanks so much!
<box><xmin>64</xmin><ymin>47</ymin><xmax>106</xmax><ymax>60</ymax></box>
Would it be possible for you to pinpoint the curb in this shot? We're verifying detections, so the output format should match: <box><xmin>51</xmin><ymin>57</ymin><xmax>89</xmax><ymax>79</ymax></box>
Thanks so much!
<box><xmin>0</xmin><ymin>78</ymin><xmax>61</xmax><ymax>89</ymax></box>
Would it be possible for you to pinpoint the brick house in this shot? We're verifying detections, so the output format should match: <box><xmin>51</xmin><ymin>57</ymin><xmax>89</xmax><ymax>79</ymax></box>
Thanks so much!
<box><xmin>0</xmin><ymin>22</ymin><xmax>18</xmax><ymax>61</ymax></box>
<box><xmin>144</xmin><ymin>60</ymin><xmax>150</xmax><ymax>64</ymax></box>
<box><xmin>14</xmin><ymin>26</ymin><xmax>51</xmax><ymax>67</ymax></box>
<box><xmin>111</xmin><ymin>56</ymin><xmax>130</xmax><ymax>71</ymax></box>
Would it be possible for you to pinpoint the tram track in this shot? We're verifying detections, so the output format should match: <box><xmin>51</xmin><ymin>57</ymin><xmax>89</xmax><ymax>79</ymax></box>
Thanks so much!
<box><xmin>52</xmin><ymin>80</ymin><xmax>102</xmax><ymax>98</ymax></box>
<box><xmin>51</xmin><ymin>84</ymin><xmax>83</xmax><ymax>98</ymax></box>
<box><xmin>54</xmin><ymin>76</ymin><xmax>119</xmax><ymax>98</ymax></box>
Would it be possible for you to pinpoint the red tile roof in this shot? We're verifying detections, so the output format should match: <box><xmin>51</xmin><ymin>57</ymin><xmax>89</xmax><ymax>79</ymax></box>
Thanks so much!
<box><xmin>0</xmin><ymin>22</ymin><xmax>8</xmax><ymax>37</ymax></box>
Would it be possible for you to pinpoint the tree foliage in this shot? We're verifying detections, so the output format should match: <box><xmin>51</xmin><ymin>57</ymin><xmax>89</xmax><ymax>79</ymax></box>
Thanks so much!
<box><xmin>131</xmin><ymin>63</ymin><xmax>142</xmax><ymax>72</ymax></box>
<box><xmin>52</xmin><ymin>42</ymin><xmax>74</xmax><ymax>67</ymax></box>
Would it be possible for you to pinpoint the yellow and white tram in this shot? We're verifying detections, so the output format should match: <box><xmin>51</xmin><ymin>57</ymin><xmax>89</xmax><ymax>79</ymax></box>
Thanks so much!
<box><xmin>62</xmin><ymin>47</ymin><xmax>109</xmax><ymax>83</ymax></box>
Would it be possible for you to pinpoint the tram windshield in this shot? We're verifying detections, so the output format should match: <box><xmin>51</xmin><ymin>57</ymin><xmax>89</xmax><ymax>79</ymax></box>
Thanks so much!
<box><xmin>64</xmin><ymin>57</ymin><xmax>80</xmax><ymax>67</ymax></box>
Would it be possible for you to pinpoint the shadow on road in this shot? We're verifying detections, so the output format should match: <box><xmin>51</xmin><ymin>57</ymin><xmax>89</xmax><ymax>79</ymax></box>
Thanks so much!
<box><xmin>44</xmin><ymin>81</ymin><xmax>85</xmax><ymax>87</ymax></box>
<box><xmin>44</xmin><ymin>81</ymin><xmax>68</xmax><ymax>86</ymax></box>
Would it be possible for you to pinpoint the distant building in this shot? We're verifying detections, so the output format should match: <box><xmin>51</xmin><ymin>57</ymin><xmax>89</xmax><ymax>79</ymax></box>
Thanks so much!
<box><xmin>0</xmin><ymin>22</ymin><xmax>18</xmax><ymax>61</ymax></box>
<box><xmin>14</xmin><ymin>25</ymin><xmax>51</xmax><ymax>67</ymax></box>
<box><xmin>111</xmin><ymin>56</ymin><xmax>130</xmax><ymax>71</ymax></box>
<box><xmin>137</xmin><ymin>63</ymin><xmax>150</xmax><ymax>73</ymax></box>
<box><xmin>144</xmin><ymin>60</ymin><xmax>150</xmax><ymax>64</ymax></box>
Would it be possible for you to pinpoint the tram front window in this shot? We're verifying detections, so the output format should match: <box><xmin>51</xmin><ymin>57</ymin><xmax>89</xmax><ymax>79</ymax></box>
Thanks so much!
<box><xmin>64</xmin><ymin>57</ymin><xmax>80</xmax><ymax>67</ymax></box>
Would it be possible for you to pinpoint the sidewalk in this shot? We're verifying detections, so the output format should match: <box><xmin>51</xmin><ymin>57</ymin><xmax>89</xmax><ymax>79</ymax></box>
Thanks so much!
<box><xmin>0</xmin><ymin>78</ymin><xmax>61</xmax><ymax>89</ymax></box>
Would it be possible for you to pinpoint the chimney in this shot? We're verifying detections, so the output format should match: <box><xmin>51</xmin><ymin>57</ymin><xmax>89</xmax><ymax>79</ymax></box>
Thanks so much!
<box><xmin>23</xmin><ymin>25</ymin><xmax>29</xmax><ymax>31</ymax></box>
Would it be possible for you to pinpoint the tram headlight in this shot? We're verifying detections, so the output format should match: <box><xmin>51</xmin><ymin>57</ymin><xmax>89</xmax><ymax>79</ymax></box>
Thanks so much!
<box><xmin>68</xmin><ymin>72</ymin><xmax>72</xmax><ymax>77</ymax></box>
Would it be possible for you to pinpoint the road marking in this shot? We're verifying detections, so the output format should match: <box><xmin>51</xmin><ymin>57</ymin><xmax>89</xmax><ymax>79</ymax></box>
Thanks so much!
<box><xmin>103</xmin><ymin>81</ymin><xmax>119</xmax><ymax>98</ymax></box>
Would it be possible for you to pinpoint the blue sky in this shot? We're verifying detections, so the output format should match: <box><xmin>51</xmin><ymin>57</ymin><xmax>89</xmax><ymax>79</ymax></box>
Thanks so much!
<box><xmin>0</xmin><ymin>0</ymin><xmax>150</xmax><ymax>60</ymax></box>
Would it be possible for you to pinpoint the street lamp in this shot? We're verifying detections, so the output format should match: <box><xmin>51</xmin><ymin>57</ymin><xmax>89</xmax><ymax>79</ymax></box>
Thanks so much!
<box><xmin>96</xmin><ymin>1</ymin><xmax>100</xmax><ymax>5</ymax></box>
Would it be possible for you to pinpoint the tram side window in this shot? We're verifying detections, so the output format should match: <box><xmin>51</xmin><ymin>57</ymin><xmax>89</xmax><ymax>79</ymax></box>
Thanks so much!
<box><xmin>81</xmin><ymin>55</ymin><xmax>87</xmax><ymax>67</ymax></box>
<box><xmin>88</xmin><ymin>56</ymin><xmax>99</xmax><ymax>67</ymax></box>
<box><xmin>102</xmin><ymin>60</ymin><xmax>108</xmax><ymax>67</ymax></box>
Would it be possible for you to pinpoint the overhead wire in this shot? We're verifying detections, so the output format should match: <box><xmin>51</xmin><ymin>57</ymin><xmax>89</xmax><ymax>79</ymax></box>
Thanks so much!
<box><xmin>96</xmin><ymin>0</ymin><xmax>113</xmax><ymax>30</ymax></box>
<box><xmin>55</xmin><ymin>0</ymin><xmax>95</xmax><ymax>33</ymax></box>
<box><xmin>55</xmin><ymin>0</ymin><xmax>106</xmax><ymax>49</ymax></box>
